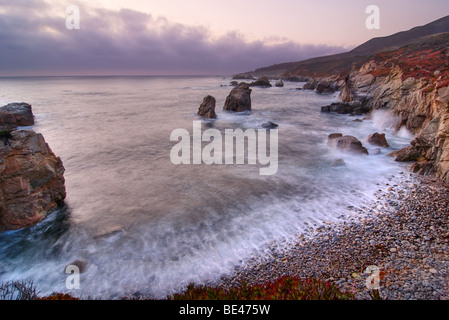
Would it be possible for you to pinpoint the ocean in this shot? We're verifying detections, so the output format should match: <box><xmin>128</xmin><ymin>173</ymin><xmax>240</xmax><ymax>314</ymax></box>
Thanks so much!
<box><xmin>0</xmin><ymin>76</ymin><xmax>412</xmax><ymax>299</ymax></box>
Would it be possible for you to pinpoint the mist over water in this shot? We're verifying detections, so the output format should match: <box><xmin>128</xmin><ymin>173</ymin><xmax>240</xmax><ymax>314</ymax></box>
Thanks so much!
<box><xmin>0</xmin><ymin>76</ymin><xmax>412</xmax><ymax>298</ymax></box>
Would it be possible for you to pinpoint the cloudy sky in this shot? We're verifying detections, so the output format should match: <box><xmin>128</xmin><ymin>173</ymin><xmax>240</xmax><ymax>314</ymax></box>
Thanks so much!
<box><xmin>0</xmin><ymin>0</ymin><xmax>448</xmax><ymax>76</ymax></box>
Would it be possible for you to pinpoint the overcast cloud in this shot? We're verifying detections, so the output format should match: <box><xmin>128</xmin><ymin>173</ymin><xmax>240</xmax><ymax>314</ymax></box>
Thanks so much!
<box><xmin>0</xmin><ymin>1</ymin><xmax>349</xmax><ymax>76</ymax></box>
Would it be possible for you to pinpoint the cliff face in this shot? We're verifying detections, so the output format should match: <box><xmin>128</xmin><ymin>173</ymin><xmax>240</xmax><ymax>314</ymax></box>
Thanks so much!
<box><xmin>338</xmin><ymin>33</ymin><xmax>449</xmax><ymax>183</ymax></box>
<box><xmin>0</xmin><ymin>103</ymin><xmax>66</xmax><ymax>231</ymax></box>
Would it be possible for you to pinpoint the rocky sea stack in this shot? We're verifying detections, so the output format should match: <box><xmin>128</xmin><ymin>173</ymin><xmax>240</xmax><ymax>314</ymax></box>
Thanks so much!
<box><xmin>198</xmin><ymin>95</ymin><xmax>217</xmax><ymax>119</ymax></box>
<box><xmin>223</xmin><ymin>83</ymin><xmax>252</xmax><ymax>112</ymax></box>
<box><xmin>0</xmin><ymin>103</ymin><xmax>66</xmax><ymax>231</ymax></box>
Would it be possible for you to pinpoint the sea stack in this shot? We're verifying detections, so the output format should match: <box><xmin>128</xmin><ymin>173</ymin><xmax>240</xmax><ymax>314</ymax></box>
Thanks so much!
<box><xmin>0</xmin><ymin>103</ymin><xmax>66</xmax><ymax>231</ymax></box>
<box><xmin>223</xmin><ymin>84</ymin><xmax>252</xmax><ymax>112</ymax></box>
<box><xmin>197</xmin><ymin>95</ymin><xmax>217</xmax><ymax>119</ymax></box>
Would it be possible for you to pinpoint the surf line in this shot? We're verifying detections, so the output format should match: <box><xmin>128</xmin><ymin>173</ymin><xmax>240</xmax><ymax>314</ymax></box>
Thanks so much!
<box><xmin>170</xmin><ymin>121</ymin><xmax>278</xmax><ymax>176</ymax></box>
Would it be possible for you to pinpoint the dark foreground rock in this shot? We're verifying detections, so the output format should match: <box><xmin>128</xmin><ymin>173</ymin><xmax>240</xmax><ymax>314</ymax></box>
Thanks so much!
<box><xmin>198</xmin><ymin>95</ymin><xmax>217</xmax><ymax>119</ymax></box>
<box><xmin>223</xmin><ymin>84</ymin><xmax>252</xmax><ymax>112</ymax></box>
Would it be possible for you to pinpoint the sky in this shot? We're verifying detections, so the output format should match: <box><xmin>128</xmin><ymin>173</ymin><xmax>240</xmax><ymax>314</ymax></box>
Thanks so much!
<box><xmin>0</xmin><ymin>0</ymin><xmax>448</xmax><ymax>76</ymax></box>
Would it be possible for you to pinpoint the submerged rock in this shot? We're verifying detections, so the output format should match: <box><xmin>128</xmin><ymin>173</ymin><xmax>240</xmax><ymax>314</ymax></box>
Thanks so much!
<box><xmin>223</xmin><ymin>84</ymin><xmax>252</xmax><ymax>112</ymax></box>
<box><xmin>261</xmin><ymin>121</ymin><xmax>279</xmax><ymax>129</ymax></box>
<box><xmin>198</xmin><ymin>95</ymin><xmax>217</xmax><ymax>119</ymax></box>
<box><xmin>331</xmin><ymin>158</ymin><xmax>346</xmax><ymax>167</ymax></box>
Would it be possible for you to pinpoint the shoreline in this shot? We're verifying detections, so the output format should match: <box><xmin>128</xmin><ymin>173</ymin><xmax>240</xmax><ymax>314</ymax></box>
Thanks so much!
<box><xmin>217</xmin><ymin>171</ymin><xmax>449</xmax><ymax>300</ymax></box>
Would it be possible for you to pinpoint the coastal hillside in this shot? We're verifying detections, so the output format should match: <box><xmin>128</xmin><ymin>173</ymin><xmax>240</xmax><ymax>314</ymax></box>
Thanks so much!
<box><xmin>236</xmin><ymin>15</ymin><xmax>449</xmax><ymax>79</ymax></box>
<box><xmin>338</xmin><ymin>32</ymin><xmax>449</xmax><ymax>183</ymax></box>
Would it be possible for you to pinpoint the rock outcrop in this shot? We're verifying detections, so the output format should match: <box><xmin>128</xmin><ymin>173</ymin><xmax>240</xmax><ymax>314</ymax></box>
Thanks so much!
<box><xmin>337</xmin><ymin>33</ymin><xmax>449</xmax><ymax>182</ymax></box>
<box><xmin>303</xmin><ymin>76</ymin><xmax>345</xmax><ymax>94</ymax></box>
<box><xmin>223</xmin><ymin>84</ymin><xmax>252</xmax><ymax>112</ymax></box>
<box><xmin>249</xmin><ymin>77</ymin><xmax>272</xmax><ymax>88</ymax></box>
<box><xmin>198</xmin><ymin>95</ymin><xmax>217</xmax><ymax>119</ymax></box>
<box><xmin>0</xmin><ymin>103</ymin><xmax>66</xmax><ymax>231</ymax></box>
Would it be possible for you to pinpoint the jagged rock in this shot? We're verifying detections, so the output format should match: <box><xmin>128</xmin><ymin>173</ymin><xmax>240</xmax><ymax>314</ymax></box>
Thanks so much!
<box><xmin>388</xmin><ymin>146</ymin><xmax>420</xmax><ymax>162</ymax></box>
<box><xmin>198</xmin><ymin>95</ymin><xmax>217</xmax><ymax>119</ymax></box>
<box><xmin>303</xmin><ymin>76</ymin><xmax>343</xmax><ymax>94</ymax></box>
<box><xmin>1</xmin><ymin>130</ymin><xmax>66</xmax><ymax>231</ymax></box>
<box><xmin>0</xmin><ymin>103</ymin><xmax>66</xmax><ymax>231</ymax></box>
<box><xmin>249</xmin><ymin>77</ymin><xmax>272</xmax><ymax>88</ymax></box>
<box><xmin>316</xmin><ymin>81</ymin><xmax>336</xmax><ymax>94</ymax></box>
<box><xmin>223</xmin><ymin>84</ymin><xmax>252</xmax><ymax>112</ymax></box>
<box><xmin>302</xmin><ymin>79</ymin><xmax>317</xmax><ymax>90</ymax></box>
<box><xmin>275</xmin><ymin>80</ymin><xmax>284</xmax><ymax>87</ymax></box>
<box><xmin>327</xmin><ymin>134</ymin><xmax>369</xmax><ymax>155</ymax></box>
<box><xmin>0</xmin><ymin>103</ymin><xmax>34</xmax><ymax>130</ymax></box>
<box><xmin>366</xmin><ymin>133</ymin><xmax>389</xmax><ymax>147</ymax></box>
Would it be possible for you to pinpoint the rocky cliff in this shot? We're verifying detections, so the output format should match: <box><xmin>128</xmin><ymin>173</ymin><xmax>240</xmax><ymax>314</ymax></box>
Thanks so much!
<box><xmin>0</xmin><ymin>103</ymin><xmax>66</xmax><ymax>231</ymax></box>
<box><xmin>336</xmin><ymin>32</ymin><xmax>449</xmax><ymax>183</ymax></box>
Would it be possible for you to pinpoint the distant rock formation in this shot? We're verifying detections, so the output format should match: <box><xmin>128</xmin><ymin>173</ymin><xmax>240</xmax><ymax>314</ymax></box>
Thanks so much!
<box><xmin>261</xmin><ymin>121</ymin><xmax>279</xmax><ymax>129</ymax></box>
<box><xmin>0</xmin><ymin>103</ymin><xmax>66</xmax><ymax>231</ymax></box>
<box><xmin>198</xmin><ymin>95</ymin><xmax>217</xmax><ymax>119</ymax></box>
<box><xmin>223</xmin><ymin>84</ymin><xmax>252</xmax><ymax>112</ymax></box>
<box><xmin>248</xmin><ymin>77</ymin><xmax>272</xmax><ymax>88</ymax></box>
<box><xmin>337</xmin><ymin>33</ymin><xmax>449</xmax><ymax>182</ymax></box>
<box><xmin>327</xmin><ymin>133</ymin><xmax>369</xmax><ymax>155</ymax></box>
<box><xmin>302</xmin><ymin>76</ymin><xmax>344</xmax><ymax>94</ymax></box>
<box><xmin>232</xmin><ymin>74</ymin><xmax>256</xmax><ymax>80</ymax></box>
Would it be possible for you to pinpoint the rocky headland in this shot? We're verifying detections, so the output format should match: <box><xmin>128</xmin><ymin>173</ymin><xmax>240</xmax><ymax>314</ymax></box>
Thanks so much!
<box><xmin>223</xmin><ymin>22</ymin><xmax>449</xmax><ymax>300</ymax></box>
<box><xmin>0</xmin><ymin>103</ymin><xmax>66</xmax><ymax>232</ymax></box>
<box><xmin>334</xmin><ymin>32</ymin><xmax>449</xmax><ymax>183</ymax></box>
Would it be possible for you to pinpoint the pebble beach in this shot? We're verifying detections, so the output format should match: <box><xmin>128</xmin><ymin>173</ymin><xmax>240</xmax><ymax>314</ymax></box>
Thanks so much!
<box><xmin>218</xmin><ymin>171</ymin><xmax>449</xmax><ymax>300</ymax></box>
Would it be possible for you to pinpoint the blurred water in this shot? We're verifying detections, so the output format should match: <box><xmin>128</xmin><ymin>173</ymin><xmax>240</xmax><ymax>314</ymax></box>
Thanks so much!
<box><xmin>0</xmin><ymin>76</ymin><xmax>412</xmax><ymax>298</ymax></box>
